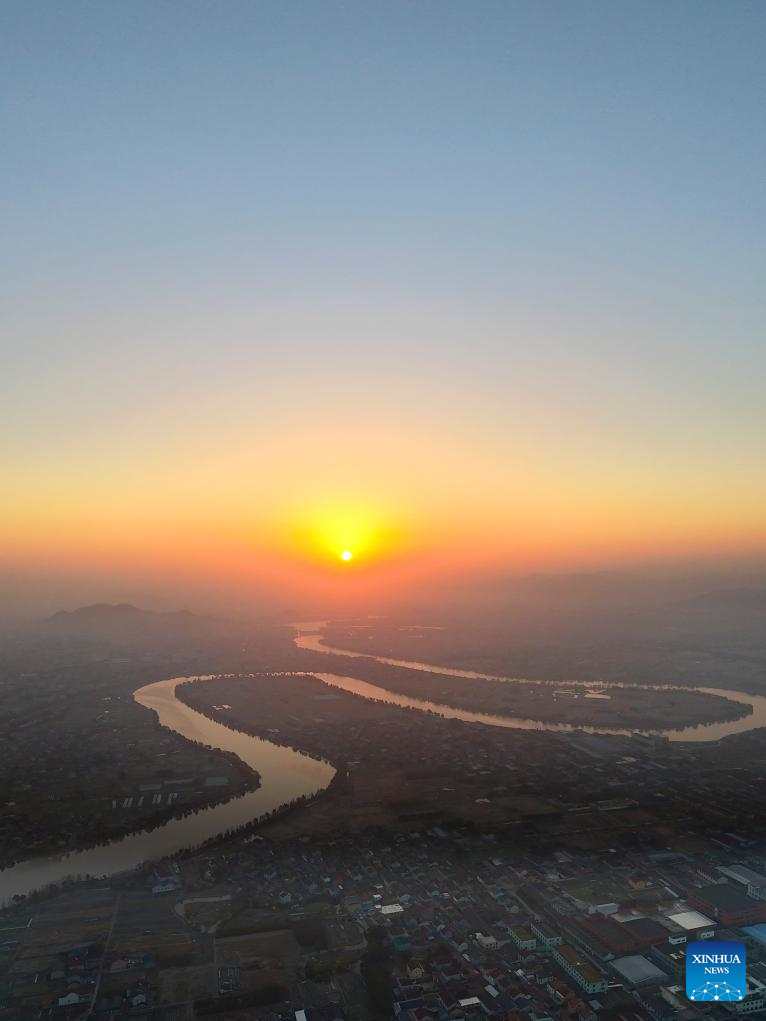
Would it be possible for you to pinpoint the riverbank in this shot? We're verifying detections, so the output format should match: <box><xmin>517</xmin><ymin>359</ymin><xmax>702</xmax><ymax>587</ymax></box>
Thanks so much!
<box><xmin>306</xmin><ymin>646</ymin><xmax>749</xmax><ymax>731</ymax></box>
<box><xmin>291</xmin><ymin>623</ymin><xmax>766</xmax><ymax>743</ymax></box>
<box><xmin>0</xmin><ymin>676</ymin><xmax>334</xmax><ymax>905</ymax></box>
<box><xmin>0</xmin><ymin>659</ymin><xmax>263</xmax><ymax>873</ymax></box>
<box><xmin>3</xmin><ymin>617</ymin><xmax>765</xmax><ymax>904</ymax></box>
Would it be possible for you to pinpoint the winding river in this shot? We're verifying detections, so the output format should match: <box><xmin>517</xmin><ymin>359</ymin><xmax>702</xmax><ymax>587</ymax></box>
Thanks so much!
<box><xmin>0</xmin><ymin>676</ymin><xmax>334</xmax><ymax>905</ymax></box>
<box><xmin>3</xmin><ymin>621</ymin><xmax>766</xmax><ymax>903</ymax></box>
<box><xmin>293</xmin><ymin>623</ymin><xmax>766</xmax><ymax>743</ymax></box>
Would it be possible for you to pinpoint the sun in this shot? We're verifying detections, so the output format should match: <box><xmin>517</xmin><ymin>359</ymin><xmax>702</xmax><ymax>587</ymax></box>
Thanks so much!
<box><xmin>284</xmin><ymin>502</ymin><xmax>396</xmax><ymax>567</ymax></box>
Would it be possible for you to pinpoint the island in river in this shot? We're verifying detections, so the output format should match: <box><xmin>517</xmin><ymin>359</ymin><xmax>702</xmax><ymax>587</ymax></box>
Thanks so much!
<box><xmin>175</xmin><ymin>668</ymin><xmax>766</xmax><ymax>853</ymax></box>
<box><xmin>293</xmin><ymin>633</ymin><xmax>751</xmax><ymax>732</ymax></box>
<box><xmin>0</xmin><ymin>607</ymin><xmax>760</xmax><ymax>891</ymax></box>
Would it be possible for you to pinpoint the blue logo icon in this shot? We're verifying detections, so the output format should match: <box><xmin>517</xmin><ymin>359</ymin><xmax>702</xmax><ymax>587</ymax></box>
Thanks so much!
<box><xmin>686</xmin><ymin>940</ymin><xmax>746</xmax><ymax>1002</ymax></box>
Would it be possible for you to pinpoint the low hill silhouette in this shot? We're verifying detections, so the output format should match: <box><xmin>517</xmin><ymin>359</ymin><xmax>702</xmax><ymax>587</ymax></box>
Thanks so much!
<box><xmin>41</xmin><ymin>602</ymin><xmax>225</xmax><ymax>642</ymax></box>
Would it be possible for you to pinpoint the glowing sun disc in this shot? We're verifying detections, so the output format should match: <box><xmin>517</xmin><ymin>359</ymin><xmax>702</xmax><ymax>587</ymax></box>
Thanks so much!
<box><xmin>340</xmin><ymin>550</ymin><xmax>353</xmax><ymax>561</ymax></box>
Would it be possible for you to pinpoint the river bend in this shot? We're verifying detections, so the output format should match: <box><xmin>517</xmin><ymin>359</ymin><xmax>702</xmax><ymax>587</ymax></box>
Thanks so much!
<box><xmin>3</xmin><ymin>622</ymin><xmax>765</xmax><ymax>903</ymax></box>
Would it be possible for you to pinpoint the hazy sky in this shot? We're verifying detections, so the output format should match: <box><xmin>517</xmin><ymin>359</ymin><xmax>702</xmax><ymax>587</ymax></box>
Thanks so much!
<box><xmin>2</xmin><ymin>2</ymin><xmax>765</xmax><ymax>613</ymax></box>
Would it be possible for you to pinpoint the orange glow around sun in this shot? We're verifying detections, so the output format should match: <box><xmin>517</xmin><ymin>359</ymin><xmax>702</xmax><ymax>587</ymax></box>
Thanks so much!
<box><xmin>273</xmin><ymin>499</ymin><xmax>415</xmax><ymax>572</ymax></box>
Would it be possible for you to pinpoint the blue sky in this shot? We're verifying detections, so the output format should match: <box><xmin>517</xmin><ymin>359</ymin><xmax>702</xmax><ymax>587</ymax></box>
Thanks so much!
<box><xmin>4</xmin><ymin>1</ymin><xmax>764</xmax><ymax>312</ymax></box>
<box><xmin>2</xmin><ymin>1</ymin><xmax>765</xmax><ymax>606</ymax></box>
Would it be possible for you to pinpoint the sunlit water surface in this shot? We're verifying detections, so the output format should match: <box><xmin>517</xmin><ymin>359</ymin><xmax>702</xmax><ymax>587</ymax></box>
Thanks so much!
<box><xmin>3</xmin><ymin>622</ymin><xmax>764</xmax><ymax>903</ymax></box>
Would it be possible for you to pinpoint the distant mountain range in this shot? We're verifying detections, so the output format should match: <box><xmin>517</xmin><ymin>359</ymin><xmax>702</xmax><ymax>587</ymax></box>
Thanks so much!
<box><xmin>681</xmin><ymin>588</ymin><xmax>766</xmax><ymax>612</ymax></box>
<box><xmin>41</xmin><ymin>602</ymin><xmax>224</xmax><ymax>641</ymax></box>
